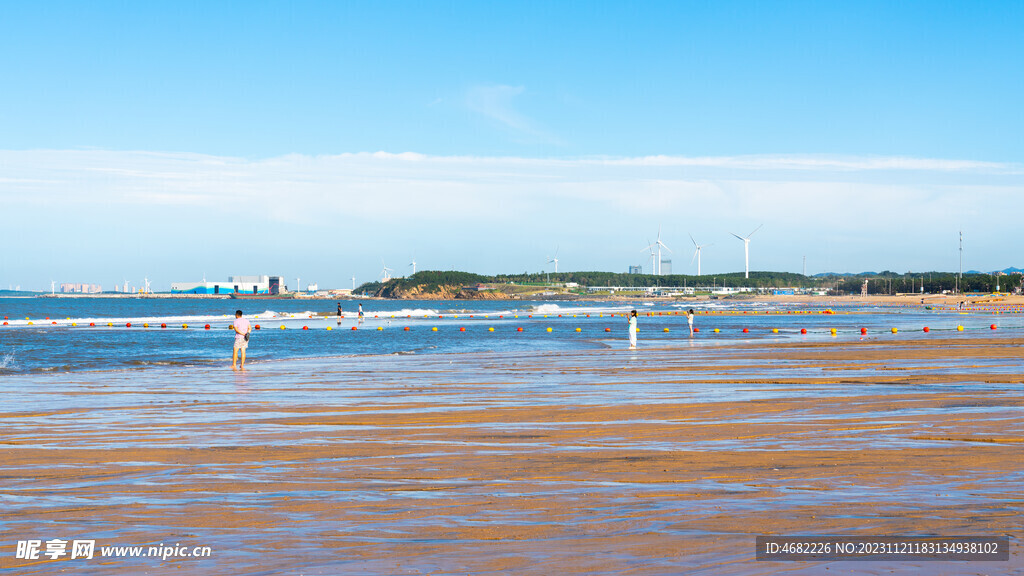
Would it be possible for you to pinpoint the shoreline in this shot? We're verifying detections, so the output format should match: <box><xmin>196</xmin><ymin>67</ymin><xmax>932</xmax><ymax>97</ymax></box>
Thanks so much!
<box><xmin>2</xmin><ymin>335</ymin><xmax>1022</xmax><ymax>573</ymax></box>
<box><xmin>19</xmin><ymin>292</ymin><xmax>1024</xmax><ymax>306</ymax></box>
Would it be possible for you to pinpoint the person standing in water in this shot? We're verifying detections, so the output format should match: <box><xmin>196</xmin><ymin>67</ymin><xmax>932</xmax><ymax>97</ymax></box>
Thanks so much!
<box><xmin>357</xmin><ymin>302</ymin><xmax>364</xmax><ymax>323</ymax></box>
<box><xmin>231</xmin><ymin>310</ymin><xmax>251</xmax><ymax>370</ymax></box>
<box><xmin>687</xmin><ymin>309</ymin><xmax>695</xmax><ymax>337</ymax></box>
<box><xmin>337</xmin><ymin>302</ymin><xmax>343</xmax><ymax>323</ymax></box>
<box><xmin>627</xmin><ymin>310</ymin><xmax>638</xmax><ymax>349</ymax></box>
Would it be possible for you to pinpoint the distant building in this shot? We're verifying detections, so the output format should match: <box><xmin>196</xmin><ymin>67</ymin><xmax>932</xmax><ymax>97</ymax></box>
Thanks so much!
<box><xmin>61</xmin><ymin>283</ymin><xmax>102</xmax><ymax>294</ymax></box>
<box><xmin>171</xmin><ymin>275</ymin><xmax>284</xmax><ymax>295</ymax></box>
<box><xmin>629</xmin><ymin>265</ymin><xmax>643</xmax><ymax>274</ymax></box>
<box><xmin>660</xmin><ymin>259</ymin><xmax>672</xmax><ymax>275</ymax></box>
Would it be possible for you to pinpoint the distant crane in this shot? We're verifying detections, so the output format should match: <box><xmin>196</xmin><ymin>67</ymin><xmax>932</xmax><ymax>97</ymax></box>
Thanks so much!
<box><xmin>729</xmin><ymin>225</ymin><xmax>763</xmax><ymax>279</ymax></box>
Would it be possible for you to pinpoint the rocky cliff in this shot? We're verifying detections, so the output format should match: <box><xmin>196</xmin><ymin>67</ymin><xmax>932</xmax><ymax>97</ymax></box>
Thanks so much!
<box><xmin>374</xmin><ymin>283</ymin><xmax>513</xmax><ymax>300</ymax></box>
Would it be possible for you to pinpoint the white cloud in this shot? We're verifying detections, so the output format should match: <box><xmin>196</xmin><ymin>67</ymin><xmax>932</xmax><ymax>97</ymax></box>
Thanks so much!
<box><xmin>465</xmin><ymin>84</ymin><xmax>564</xmax><ymax>145</ymax></box>
<box><xmin>1</xmin><ymin>148</ymin><xmax>1021</xmax><ymax>285</ymax></box>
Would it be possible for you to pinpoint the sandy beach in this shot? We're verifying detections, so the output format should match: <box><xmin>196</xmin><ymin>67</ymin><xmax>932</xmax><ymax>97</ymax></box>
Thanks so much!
<box><xmin>1</xmin><ymin>334</ymin><xmax>1022</xmax><ymax>575</ymax></box>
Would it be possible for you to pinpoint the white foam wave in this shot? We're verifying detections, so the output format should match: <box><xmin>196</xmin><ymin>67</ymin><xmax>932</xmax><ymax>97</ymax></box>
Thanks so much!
<box><xmin>531</xmin><ymin>303</ymin><xmax>632</xmax><ymax>315</ymax></box>
<box><xmin>361</xmin><ymin>308</ymin><xmax>440</xmax><ymax>317</ymax></box>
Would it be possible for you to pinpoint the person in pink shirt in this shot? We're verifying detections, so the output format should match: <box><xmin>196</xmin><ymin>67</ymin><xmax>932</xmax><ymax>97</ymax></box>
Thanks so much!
<box><xmin>231</xmin><ymin>310</ymin><xmax>251</xmax><ymax>370</ymax></box>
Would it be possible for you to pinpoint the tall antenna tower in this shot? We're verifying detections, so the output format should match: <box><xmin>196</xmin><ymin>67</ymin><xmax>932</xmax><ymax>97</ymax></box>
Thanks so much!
<box><xmin>957</xmin><ymin>230</ymin><xmax>963</xmax><ymax>294</ymax></box>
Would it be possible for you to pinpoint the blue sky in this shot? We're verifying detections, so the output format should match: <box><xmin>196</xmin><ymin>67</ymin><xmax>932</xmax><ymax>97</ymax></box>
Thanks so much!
<box><xmin>1</xmin><ymin>1</ymin><xmax>1022</xmax><ymax>290</ymax></box>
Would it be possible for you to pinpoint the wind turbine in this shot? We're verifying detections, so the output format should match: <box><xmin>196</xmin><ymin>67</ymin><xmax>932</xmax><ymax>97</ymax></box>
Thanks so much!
<box><xmin>729</xmin><ymin>224</ymin><xmax>763</xmax><ymax>279</ymax></box>
<box><xmin>642</xmin><ymin>226</ymin><xmax>672</xmax><ymax>275</ymax></box>
<box><xmin>409</xmin><ymin>258</ymin><xmax>417</xmax><ymax>275</ymax></box>
<box><xmin>143</xmin><ymin>278</ymin><xmax>151</xmax><ymax>294</ymax></box>
<box><xmin>641</xmin><ymin>239</ymin><xmax>656</xmax><ymax>275</ymax></box>
<box><xmin>51</xmin><ymin>280</ymin><xmax>56</xmax><ymax>295</ymax></box>
<box><xmin>689</xmin><ymin>234</ymin><xmax>712</xmax><ymax>277</ymax></box>
<box><xmin>547</xmin><ymin>246</ymin><xmax>560</xmax><ymax>274</ymax></box>
<box><xmin>381</xmin><ymin>262</ymin><xmax>393</xmax><ymax>282</ymax></box>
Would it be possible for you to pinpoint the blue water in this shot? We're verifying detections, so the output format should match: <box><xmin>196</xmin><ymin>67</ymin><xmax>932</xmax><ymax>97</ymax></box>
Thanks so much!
<box><xmin>1</xmin><ymin>297</ymin><xmax>1021</xmax><ymax>374</ymax></box>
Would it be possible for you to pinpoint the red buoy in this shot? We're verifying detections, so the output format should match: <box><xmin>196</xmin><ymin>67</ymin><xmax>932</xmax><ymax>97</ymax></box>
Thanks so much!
<box><xmin>742</xmin><ymin>328</ymin><xmax>749</xmax><ymax>333</ymax></box>
<box><xmin>861</xmin><ymin>327</ymin><xmax>868</xmax><ymax>335</ymax></box>
<box><xmin>991</xmin><ymin>324</ymin><xmax>997</xmax><ymax>330</ymax></box>
<box><xmin>204</xmin><ymin>324</ymin><xmax>210</xmax><ymax>329</ymax></box>
<box><xmin>459</xmin><ymin>327</ymin><xmax>465</xmax><ymax>332</ymax></box>
<box><xmin>126</xmin><ymin>322</ymin><xmax>132</xmax><ymax>328</ymax></box>
<box><xmin>254</xmin><ymin>324</ymin><xmax>260</xmax><ymax>330</ymax></box>
<box><xmin>605</xmin><ymin>328</ymin><xmax>611</xmax><ymax>332</ymax></box>
<box><xmin>800</xmin><ymin>328</ymin><xmax>807</xmax><ymax>334</ymax></box>
<box><xmin>923</xmin><ymin>327</ymin><xmax>930</xmax><ymax>333</ymax></box>
<box><xmin>89</xmin><ymin>322</ymin><xmax>95</xmax><ymax>327</ymax></box>
<box><xmin>351</xmin><ymin>326</ymin><xmax>357</xmax><ymax>330</ymax></box>
<box><xmin>517</xmin><ymin>327</ymin><xmax>523</xmax><ymax>332</ymax></box>
<box><xmin>693</xmin><ymin>327</ymin><xmax>699</xmax><ymax>333</ymax></box>
<box><xmin>403</xmin><ymin>326</ymin><xmax>410</xmax><ymax>331</ymax></box>
<box><xmin>302</xmin><ymin>326</ymin><xmax>308</xmax><ymax>330</ymax></box>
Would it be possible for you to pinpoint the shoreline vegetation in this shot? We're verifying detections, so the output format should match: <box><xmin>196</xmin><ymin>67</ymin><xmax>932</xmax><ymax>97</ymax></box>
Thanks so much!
<box><xmin>354</xmin><ymin>269</ymin><xmax>1024</xmax><ymax>299</ymax></box>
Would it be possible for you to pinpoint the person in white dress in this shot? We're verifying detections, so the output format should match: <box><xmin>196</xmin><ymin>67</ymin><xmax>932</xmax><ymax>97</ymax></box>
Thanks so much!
<box><xmin>628</xmin><ymin>310</ymin><xmax>638</xmax><ymax>349</ymax></box>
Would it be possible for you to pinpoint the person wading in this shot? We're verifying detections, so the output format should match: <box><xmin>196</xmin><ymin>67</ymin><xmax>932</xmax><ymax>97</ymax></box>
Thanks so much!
<box><xmin>231</xmin><ymin>310</ymin><xmax>251</xmax><ymax>370</ymax></box>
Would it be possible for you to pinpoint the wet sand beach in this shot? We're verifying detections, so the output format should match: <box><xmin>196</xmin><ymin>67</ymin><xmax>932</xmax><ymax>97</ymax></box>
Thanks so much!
<box><xmin>1</xmin><ymin>336</ymin><xmax>1022</xmax><ymax>574</ymax></box>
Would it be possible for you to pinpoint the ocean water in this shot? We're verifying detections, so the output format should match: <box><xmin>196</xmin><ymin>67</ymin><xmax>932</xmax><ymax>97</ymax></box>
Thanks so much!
<box><xmin>0</xmin><ymin>297</ymin><xmax>1021</xmax><ymax>375</ymax></box>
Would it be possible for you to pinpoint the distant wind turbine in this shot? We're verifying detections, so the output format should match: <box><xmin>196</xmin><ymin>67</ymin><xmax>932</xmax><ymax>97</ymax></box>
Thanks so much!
<box><xmin>642</xmin><ymin>226</ymin><xmax>672</xmax><ymax>275</ymax></box>
<box><xmin>729</xmin><ymin>224</ymin><xmax>763</xmax><ymax>279</ymax></box>
<box><xmin>547</xmin><ymin>246</ymin><xmax>560</xmax><ymax>274</ymax></box>
<box><xmin>381</xmin><ymin>262</ymin><xmax>393</xmax><ymax>282</ymax></box>
<box><xmin>409</xmin><ymin>258</ymin><xmax>417</xmax><ymax>275</ymax></box>
<box><xmin>642</xmin><ymin>239</ymin><xmax>656</xmax><ymax>275</ymax></box>
<box><xmin>689</xmin><ymin>234</ymin><xmax>712</xmax><ymax>277</ymax></box>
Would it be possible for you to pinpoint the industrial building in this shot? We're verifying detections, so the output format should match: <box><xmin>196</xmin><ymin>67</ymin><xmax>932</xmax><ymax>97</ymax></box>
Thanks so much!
<box><xmin>171</xmin><ymin>275</ymin><xmax>284</xmax><ymax>295</ymax></box>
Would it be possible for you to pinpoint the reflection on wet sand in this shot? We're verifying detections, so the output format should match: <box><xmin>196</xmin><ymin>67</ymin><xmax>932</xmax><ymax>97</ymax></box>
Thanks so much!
<box><xmin>1</xmin><ymin>336</ymin><xmax>1022</xmax><ymax>574</ymax></box>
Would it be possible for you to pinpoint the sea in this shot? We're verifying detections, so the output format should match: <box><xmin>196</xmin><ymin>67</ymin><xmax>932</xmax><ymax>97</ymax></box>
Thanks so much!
<box><xmin>1</xmin><ymin>296</ymin><xmax>1021</xmax><ymax>375</ymax></box>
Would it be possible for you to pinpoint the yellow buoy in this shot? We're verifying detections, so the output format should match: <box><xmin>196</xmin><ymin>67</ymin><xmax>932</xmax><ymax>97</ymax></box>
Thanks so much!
<box><xmin>546</xmin><ymin>327</ymin><xmax>553</xmax><ymax>332</ymax></box>
<box><xmin>182</xmin><ymin>324</ymin><xmax>188</xmax><ymax>329</ymax></box>
<box><xmin>377</xmin><ymin>326</ymin><xmax>383</xmax><ymax>331</ymax></box>
<box><xmin>713</xmin><ymin>328</ymin><xmax>720</xmax><ymax>333</ymax></box>
<box><xmin>663</xmin><ymin>328</ymin><xmax>669</xmax><ymax>332</ymax></box>
<box><xmin>72</xmin><ymin>322</ymin><xmax>77</xmax><ymax>326</ymax></box>
<box><xmin>957</xmin><ymin>325</ymin><xmax>964</xmax><ymax>331</ymax></box>
<box><xmin>575</xmin><ymin>327</ymin><xmax>582</xmax><ymax>332</ymax></box>
<box><xmin>830</xmin><ymin>328</ymin><xmax>837</xmax><ymax>335</ymax></box>
<box><xmin>772</xmin><ymin>328</ymin><xmax>778</xmax><ymax>333</ymax></box>
<box><xmin>326</xmin><ymin>326</ymin><xmax>332</xmax><ymax>330</ymax></box>
<box><xmin>488</xmin><ymin>327</ymin><xmax>494</xmax><ymax>332</ymax></box>
<box><xmin>891</xmin><ymin>327</ymin><xmax>898</xmax><ymax>333</ymax></box>
<box><xmin>431</xmin><ymin>327</ymin><xmax>438</xmax><ymax>332</ymax></box>
<box><xmin>280</xmin><ymin>325</ymin><xmax>285</xmax><ymax>330</ymax></box>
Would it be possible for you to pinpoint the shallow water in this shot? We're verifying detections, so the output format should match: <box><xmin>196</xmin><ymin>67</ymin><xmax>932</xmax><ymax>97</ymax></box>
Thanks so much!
<box><xmin>2</xmin><ymin>297</ymin><xmax>1023</xmax><ymax>374</ymax></box>
<box><xmin>1</xmin><ymin>300</ymin><xmax>1022</xmax><ymax>575</ymax></box>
